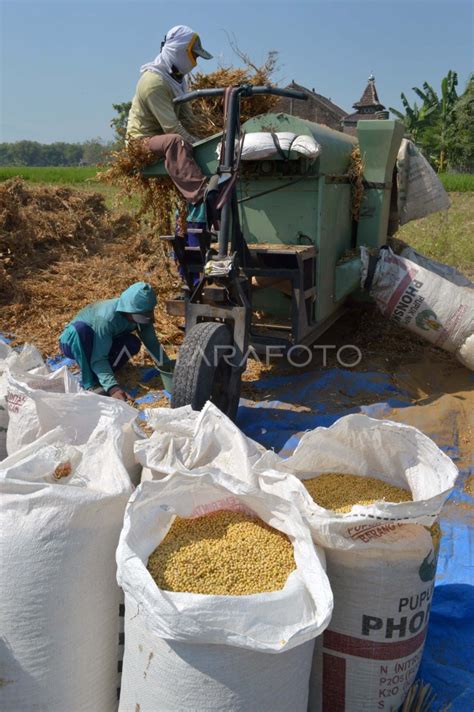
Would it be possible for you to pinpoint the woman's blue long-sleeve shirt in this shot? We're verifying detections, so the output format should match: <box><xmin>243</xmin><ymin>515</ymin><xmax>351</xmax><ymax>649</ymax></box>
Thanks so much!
<box><xmin>59</xmin><ymin>297</ymin><xmax>166</xmax><ymax>392</ymax></box>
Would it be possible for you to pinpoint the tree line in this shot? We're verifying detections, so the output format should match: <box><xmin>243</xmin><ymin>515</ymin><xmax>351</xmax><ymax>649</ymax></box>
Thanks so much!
<box><xmin>0</xmin><ymin>138</ymin><xmax>114</xmax><ymax>167</ymax></box>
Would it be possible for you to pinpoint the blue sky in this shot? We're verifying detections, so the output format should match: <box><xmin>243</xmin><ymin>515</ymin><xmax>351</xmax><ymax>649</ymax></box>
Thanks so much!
<box><xmin>1</xmin><ymin>0</ymin><xmax>472</xmax><ymax>143</ymax></box>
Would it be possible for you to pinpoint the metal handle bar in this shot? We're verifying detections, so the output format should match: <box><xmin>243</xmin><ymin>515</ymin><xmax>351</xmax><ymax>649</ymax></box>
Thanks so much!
<box><xmin>173</xmin><ymin>85</ymin><xmax>307</xmax><ymax>104</ymax></box>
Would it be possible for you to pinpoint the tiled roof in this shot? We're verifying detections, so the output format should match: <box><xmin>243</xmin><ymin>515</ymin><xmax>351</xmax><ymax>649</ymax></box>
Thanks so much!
<box><xmin>353</xmin><ymin>76</ymin><xmax>385</xmax><ymax>110</ymax></box>
<box><xmin>288</xmin><ymin>81</ymin><xmax>348</xmax><ymax>118</ymax></box>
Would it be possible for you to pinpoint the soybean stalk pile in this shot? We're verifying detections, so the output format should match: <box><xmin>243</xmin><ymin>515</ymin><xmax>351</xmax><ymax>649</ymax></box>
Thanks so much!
<box><xmin>187</xmin><ymin>50</ymin><xmax>280</xmax><ymax>138</ymax></box>
<box><xmin>0</xmin><ymin>178</ymin><xmax>182</xmax><ymax>353</ymax></box>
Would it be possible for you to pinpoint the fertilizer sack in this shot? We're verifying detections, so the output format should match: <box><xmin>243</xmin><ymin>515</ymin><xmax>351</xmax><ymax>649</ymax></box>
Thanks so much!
<box><xmin>5</xmin><ymin>376</ymin><xmax>143</xmax><ymax>482</ymax></box>
<box><xmin>116</xmin><ymin>472</ymin><xmax>333</xmax><ymax>711</ymax></box>
<box><xmin>137</xmin><ymin>401</ymin><xmax>265</xmax><ymax>482</ymax></box>
<box><xmin>0</xmin><ymin>342</ymin><xmax>49</xmax><ymax>461</ymax></box>
<box><xmin>0</xmin><ymin>420</ymin><xmax>134</xmax><ymax>712</ymax></box>
<box><xmin>256</xmin><ymin>414</ymin><xmax>458</xmax><ymax>712</ymax></box>
<box><xmin>396</xmin><ymin>139</ymin><xmax>450</xmax><ymax>224</ymax></box>
<box><xmin>361</xmin><ymin>246</ymin><xmax>474</xmax><ymax>369</ymax></box>
<box><xmin>393</xmin><ymin>243</ymin><xmax>473</xmax><ymax>289</ymax></box>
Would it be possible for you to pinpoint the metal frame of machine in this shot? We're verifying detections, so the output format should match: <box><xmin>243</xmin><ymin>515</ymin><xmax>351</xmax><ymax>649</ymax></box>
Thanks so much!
<box><xmin>144</xmin><ymin>85</ymin><xmax>405</xmax><ymax>418</ymax></box>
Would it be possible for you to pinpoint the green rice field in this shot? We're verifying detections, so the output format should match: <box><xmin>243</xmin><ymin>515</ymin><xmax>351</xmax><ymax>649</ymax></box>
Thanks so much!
<box><xmin>438</xmin><ymin>173</ymin><xmax>474</xmax><ymax>192</ymax></box>
<box><xmin>0</xmin><ymin>166</ymin><xmax>100</xmax><ymax>184</ymax></box>
<box><xmin>1</xmin><ymin>166</ymin><xmax>473</xmax><ymax>191</ymax></box>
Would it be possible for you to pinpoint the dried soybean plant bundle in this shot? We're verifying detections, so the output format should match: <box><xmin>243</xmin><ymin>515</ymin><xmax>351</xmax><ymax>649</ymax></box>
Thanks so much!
<box><xmin>188</xmin><ymin>50</ymin><xmax>280</xmax><ymax>138</ymax></box>
<box><xmin>348</xmin><ymin>147</ymin><xmax>365</xmax><ymax>221</ymax></box>
<box><xmin>98</xmin><ymin>139</ymin><xmax>186</xmax><ymax>280</ymax></box>
<box><xmin>99</xmin><ymin>139</ymin><xmax>185</xmax><ymax>229</ymax></box>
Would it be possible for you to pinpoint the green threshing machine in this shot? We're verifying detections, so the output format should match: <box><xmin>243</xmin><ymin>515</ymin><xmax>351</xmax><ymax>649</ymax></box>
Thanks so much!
<box><xmin>144</xmin><ymin>85</ymin><xmax>405</xmax><ymax>419</ymax></box>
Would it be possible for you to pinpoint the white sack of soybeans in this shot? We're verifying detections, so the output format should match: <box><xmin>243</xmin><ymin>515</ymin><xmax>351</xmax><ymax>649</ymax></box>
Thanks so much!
<box><xmin>361</xmin><ymin>246</ymin><xmax>474</xmax><ymax>369</ymax></box>
<box><xmin>137</xmin><ymin>401</ymin><xmax>264</xmax><ymax>482</ymax></box>
<box><xmin>5</xmin><ymin>378</ymin><xmax>143</xmax><ymax>482</ymax></box>
<box><xmin>0</xmin><ymin>342</ymin><xmax>49</xmax><ymax>460</ymax></box>
<box><xmin>116</xmin><ymin>471</ymin><xmax>332</xmax><ymax>712</ymax></box>
<box><xmin>0</xmin><ymin>419</ymin><xmax>134</xmax><ymax>712</ymax></box>
<box><xmin>396</xmin><ymin>139</ymin><xmax>450</xmax><ymax>224</ymax></box>
<box><xmin>255</xmin><ymin>413</ymin><xmax>458</xmax><ymax>712</ymax></box>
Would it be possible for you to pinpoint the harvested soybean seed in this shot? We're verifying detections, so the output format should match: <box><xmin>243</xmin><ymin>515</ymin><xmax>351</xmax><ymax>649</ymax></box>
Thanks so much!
<box><xmin>147</xmin><ymin>510</ymin><xmax>296</xmax><ymax>596</ymax></box>
<box><xmin>303</xmin><ymin>473</ymin><xmax>412</xmax><ymax>513</ymax></box>
<box><xmin>428</xmin><ymin>522</ymin><xmax>442</xmax><ymax>551</ymax></box>
<box><xmin>53</xmin><ymin>462</ymin><xmax>72</xmax><ymax>480</ymax></box>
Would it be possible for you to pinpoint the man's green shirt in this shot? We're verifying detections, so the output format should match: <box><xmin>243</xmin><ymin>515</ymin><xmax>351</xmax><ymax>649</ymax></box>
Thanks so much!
<box><xmin>126</xmin><ymin>71</ymin><xmax>196</xmax><ymax>142</ymax></box>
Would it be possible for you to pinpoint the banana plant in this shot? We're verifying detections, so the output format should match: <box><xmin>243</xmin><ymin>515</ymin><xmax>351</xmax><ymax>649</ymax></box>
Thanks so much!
<box><xmin>391</xmin><ymin>71</ymin><xmax>459</xmax><ymax>171</ymax></box>
<box><xmin>389</xmin><ymin>92</ymin><xmax>436</xmax><ymax>142</ymax></box>
<box><xmin>438</xmin><ymin>71</ymin><xmax>459</xmax><ymax>171</ymax></box>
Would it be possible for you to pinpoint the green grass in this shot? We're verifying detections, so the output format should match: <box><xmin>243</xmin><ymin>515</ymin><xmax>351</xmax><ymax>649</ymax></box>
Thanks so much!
<box><xmin>439</xmin><ymin>173</ymin><xmax>474</xmax><ymax>192</ymax></box>
<box><xmin>398</xmin><ymin>192</ymin><xmax>474</xmax><ymax>278</ymax></box>
<box><xmin>0</xmin><ymin>166</ymin><xmax>100</xmax><ymax>184</ymax></box>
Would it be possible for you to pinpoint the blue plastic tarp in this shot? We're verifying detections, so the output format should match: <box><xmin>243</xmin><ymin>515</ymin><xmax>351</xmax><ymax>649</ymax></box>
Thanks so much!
<box><xmin>236</xmin><ymin>367</ymin><xmax>473</xmax><ymax>712</ymax></box>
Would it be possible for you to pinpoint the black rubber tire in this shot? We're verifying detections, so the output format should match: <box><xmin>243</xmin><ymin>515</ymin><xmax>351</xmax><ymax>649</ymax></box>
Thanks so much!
<box><xmin>171</xmin><ymin>322</ymin><xmax>241</xmax><ymax>419</ymax></box>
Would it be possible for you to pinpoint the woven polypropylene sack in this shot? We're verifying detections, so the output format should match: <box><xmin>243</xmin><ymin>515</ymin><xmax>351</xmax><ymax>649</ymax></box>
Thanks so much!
<box><xmin>400</xmin><ymin>246</ymin><xmax>473</xmax><ymax>289</ymax></box>
<box><xmin>137</xmin><ymin>401</ymin><xmax>265</xmax><ymax>482</ymax></box>
<box><xmin>121</xmin><ymin>594</ymin><xmax>315</xmax><ymax>712</ymax></box>
<box><xmin>116</xmin><ymin>472</ymin><xmax>333</xmax><ymax>711</ymax></box>
<box><xmin>361</xmin><ymin>247</ymin><xmax>474</xmax><ymax>369</ymax></box>
<box><xmin>396</xmin><ymin>139</ymin><xmax>450</xmax><ymax>224</ymax></box>
<box><xmin>0</xmin><ymin>343</ymin><xmax>47</xmax><ymax>460</ymax></box>
<box><xmin>0</xmin><ymin>421</ymin><xmax>133</xmax><ymax>711</ymax></box>
<box><xmin>5</xmin><ymin>367</ymin><xmax>80</xmax><ymax>455</ymax></box>
<box><xmin>5</xmin><ymin>379</ymin><xmax>143</xmax><ymax>483</ymax></box>
<box><xmin>256</xmin><ymin>414</ymin><xmax>458</xmax><ymax>712</ymax></box>
<box><xmin>308</xmin><ymin>526</ymin><xmax>439</xmax><ymax>712</ymax></box>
